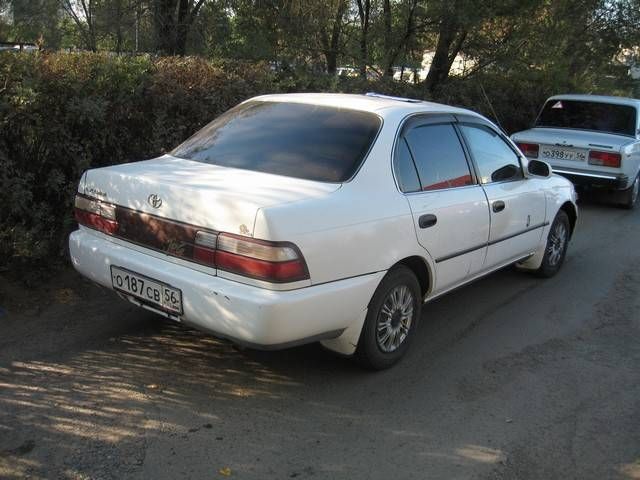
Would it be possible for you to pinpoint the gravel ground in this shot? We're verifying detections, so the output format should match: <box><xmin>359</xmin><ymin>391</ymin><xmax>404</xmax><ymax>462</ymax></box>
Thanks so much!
<box><xmin>0</xmin><ymin>199</ymin><xmax>639</xmax><ymax>480</ymax></box>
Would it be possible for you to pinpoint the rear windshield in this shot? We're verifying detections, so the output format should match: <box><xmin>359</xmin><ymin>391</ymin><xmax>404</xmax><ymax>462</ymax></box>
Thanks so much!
<box><xmin>535</xmin><ymin>99</ymin><xmax>637</xmax><ymax>137</ymax></box>
<box><xmin>171</xmin><ymin>101</ymin><xmax>382</xmax><ymax>182</ymax></box>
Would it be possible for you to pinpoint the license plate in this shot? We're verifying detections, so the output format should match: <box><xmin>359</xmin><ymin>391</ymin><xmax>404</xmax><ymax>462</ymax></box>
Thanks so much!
<box><xmin>540</xmin><ymin>146</ymin><xmax>586</xmax><ymax>162</ymax></box>
<box><xmin>110</xmin><ymin>266</ymin><xmax>183</xmax><ymax>314</ymax></box>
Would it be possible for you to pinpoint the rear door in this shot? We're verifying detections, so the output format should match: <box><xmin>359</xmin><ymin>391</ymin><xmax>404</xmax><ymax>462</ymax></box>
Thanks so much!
<box><xmin>458</xmin><ymin>120</ymin><xmax>546</xmax><ymax>268</ymax></box>
<box><xmin>394</xmin><ymin>115</ymin><xmax>490</xmax><ymax>294</ymax></box>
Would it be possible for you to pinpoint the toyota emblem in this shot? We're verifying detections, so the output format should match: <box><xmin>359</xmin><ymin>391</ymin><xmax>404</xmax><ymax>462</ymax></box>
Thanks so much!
<box><xmin>148</xmin><ymin>194</ymin><xmax>163</xmax><ymax>209</ymax></box>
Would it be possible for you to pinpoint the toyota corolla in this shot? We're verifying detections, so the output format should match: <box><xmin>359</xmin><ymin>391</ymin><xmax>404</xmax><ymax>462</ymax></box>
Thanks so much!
<box><xmin>69</xmin><ymin>93</ymin><xmax>578</xmax><ymax>369</ymax></box>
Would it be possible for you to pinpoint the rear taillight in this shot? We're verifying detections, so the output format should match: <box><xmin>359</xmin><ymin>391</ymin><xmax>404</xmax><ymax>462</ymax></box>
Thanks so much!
<box><xmin>193</xmin><ymin>231</ymin><xmax>309</xmax><ymax>283</ymax></box>
<box><xmin>74</xmin><ymin>194</ymin><xmax>118</xmax><ymax>235</ymax></box>
<box><xmin>589</xmin><ymin>150</ymin><xmax>621</xmax><ymax>168</ymax></box>
<box><xmin>75</xmin><ymin>195</ymin><xmax>309</xmax><ymax>284</ymax></box>
<box><xmin>193</xmin><ymin>231</ymin><xmax>217</xmax><ymax>265</ymax></box>
<box><xmin>516</xmin><ymin>142</ymin><xmax>539</xmax><ymax>158</ymax></box>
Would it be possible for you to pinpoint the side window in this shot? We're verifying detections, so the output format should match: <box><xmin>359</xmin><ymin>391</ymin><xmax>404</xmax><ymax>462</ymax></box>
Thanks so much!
<box><xmin>393</xmin><ymin>139</ymin><xmax>421</xmax><ymax>193</ymax></box>
<box><xmin>405</xmin><ymin>123</ymin><xmax>473</xmax><ymax>191</ymax></box>
<box><xmin>459</xmin><ymin>124</ymin><xmax>523</xmax><ymax>184</ymax></box>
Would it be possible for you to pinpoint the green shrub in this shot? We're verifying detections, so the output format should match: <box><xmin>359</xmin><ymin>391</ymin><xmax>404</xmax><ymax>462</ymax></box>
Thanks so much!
<box><xmin>0</xmin><ymin>53</ymin><xmax>279</xmax><ymax>277</ymax></box>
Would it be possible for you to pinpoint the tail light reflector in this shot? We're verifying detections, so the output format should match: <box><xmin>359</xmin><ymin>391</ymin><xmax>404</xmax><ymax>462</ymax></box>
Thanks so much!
<box><xmin>74</xmin><ymin>194</ymin><xmax>118</xmax><ymax>235</ymax></box>
<box><xmin>193</xmin><ymin>231</ymin><xmax>217</xmax><ymax>266</ymax></box>
<box><xmin>217</xmin><ymin>235</ymin><xmax>299</xmax><ymax>261</ymax></box>
<box><xmin>516</xmin><ymin>142</ymin><xmax>539</xmax><ymax>158</ymax></box>
<box><xmin>588</xmin><ymin>150</ymin><xmax>621</xmax><ymax>168</ymax></box>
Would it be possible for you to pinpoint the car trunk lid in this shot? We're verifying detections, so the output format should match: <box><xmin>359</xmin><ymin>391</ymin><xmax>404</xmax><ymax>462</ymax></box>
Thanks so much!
<box><xmin>82</xmin><ymin>155</ymin><xmax>341</xmax><ymax>239</ymax></box>
<box><xmin>513</xmin><ymin>128</ymin><xmax>635</xmax><ymax>168</ymax></box>
<box><xmin>513</xmin><ymin>127</ymin><xmax>634</xmax><ymax>151</ymax></box>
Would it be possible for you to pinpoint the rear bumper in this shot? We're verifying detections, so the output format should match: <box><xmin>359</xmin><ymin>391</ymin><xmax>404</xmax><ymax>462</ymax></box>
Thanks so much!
<box><xmin>552</xmin><ymin>167</ymin><xmax>628</xmax><ymax>189</ymax></box>
<box><xmin>69</xmin><ymin>228</ymin><xmax>383</xmax><ymax>351</ymax></box>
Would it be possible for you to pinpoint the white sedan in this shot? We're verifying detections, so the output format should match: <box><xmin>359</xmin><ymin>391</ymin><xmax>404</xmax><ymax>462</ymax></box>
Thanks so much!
<box><xmin>69</xmin><ymin>93</ymin><xmax>578</xmax><ymax>369</ymax></box>
<box><xmin>512</xmin><ymin>94</ymin><xmax>640</xmax><ymax>208</ymax></box>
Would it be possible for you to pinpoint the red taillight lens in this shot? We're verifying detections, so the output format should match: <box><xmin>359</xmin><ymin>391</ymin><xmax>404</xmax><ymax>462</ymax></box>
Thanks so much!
<box><xmin>589</xmin><ymin>150</ymin><xmax>621</xmax><ymax>168</ymax></box>
<box><xmin>216</xmin><ymin>250</ymin><xmax>307</xmax><ymax>282</ymax></box>
<box><xmin>516</xmin><ymin>142</ymin><xmax>539</xmax><ymax>158</ymax></box>
<box><xmin>215</xmin><ymin>233</ymin><xmax>309</xmax><ymax>283</ymax></box>
<box><xmin>74</xmin><ymin>194</ymin><xmax>119</xmax><ymax>235</ymax></box>
<box><xmin>192</xmin><ymin>231</ymin><xmax>309</xmax><ymax>283</ymax></box>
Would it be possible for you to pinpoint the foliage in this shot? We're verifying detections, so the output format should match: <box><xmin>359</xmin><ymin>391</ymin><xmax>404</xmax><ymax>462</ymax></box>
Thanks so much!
<box><xmin>0</xmin><ymin>0</ymin><xmax>638</xmax><ymax>279</ymax></box>
<box><xmin>0</xmin><ymin>52</ymin><xmax>275</xmax><ymax>276</ymax></box>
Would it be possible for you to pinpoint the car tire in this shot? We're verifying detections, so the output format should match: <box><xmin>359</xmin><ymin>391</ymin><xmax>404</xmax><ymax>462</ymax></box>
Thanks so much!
<box><xmin>355</xmin><ymin>265</ymin><xmax>421</xmax><ymax>370</ymax></box>
<box><xmin>535</xmin><ymin>210</ymin><xmax>570</xmax><ymax>278</ymax></box>
<box><xmin>620</xmin><ymin>174</ymin><xmax>639</xmax><ymax>210</ymax></box>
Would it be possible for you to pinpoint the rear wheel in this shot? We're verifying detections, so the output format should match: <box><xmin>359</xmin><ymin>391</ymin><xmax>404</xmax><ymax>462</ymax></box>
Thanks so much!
<box><xmin>620</xmin><ymin>175</ymin><xmax>639</xmax><ymax>209</ymax></box>
<box><xmin>535</xmin><ymin>210</ymin><xmax>570</xmax><ymax>278</ymax></box>
<box><xmin>355</xmin><ymin>266</ymin><xmax>421</xmax><ymax>370</ymax></box>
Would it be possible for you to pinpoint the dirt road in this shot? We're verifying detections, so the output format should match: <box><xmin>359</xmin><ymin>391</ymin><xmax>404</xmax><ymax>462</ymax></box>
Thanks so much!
<box><xmin>1</xmin><ymin>200</ymin><xmax>639</xmax><ymax>479</ymax></box>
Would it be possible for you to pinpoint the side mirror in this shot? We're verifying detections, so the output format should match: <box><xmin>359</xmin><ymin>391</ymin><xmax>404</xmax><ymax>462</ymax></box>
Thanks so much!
<box><xmin>527</xmin><ymin>159</ymin><xmax>552</xmax><ymax>178</ymax></box>
<box><xmin>491</xmin><ymin>164</ymin><xmax>520</xmax><ymax>182</ymax></box>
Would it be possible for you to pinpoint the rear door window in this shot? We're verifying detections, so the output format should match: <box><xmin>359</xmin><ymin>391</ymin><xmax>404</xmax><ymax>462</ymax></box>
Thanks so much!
<box><xmin>535</xmin><ymin>99</ymin><xmax>637</xmax><ymax>137</ymax></box>
<box><xmin>404</xmin><ymin>123</ymin><xmax>473</xmax><ymax>191</ymax></box>
<box><xmin>171</xmin><ymin>101</ymin><xmax>382</xmax><ymax>183</ymax></box>
<box><xmin>393</xmin><ymin>139</ymin><xmax>421</xmax><ymax>193</ymax></box>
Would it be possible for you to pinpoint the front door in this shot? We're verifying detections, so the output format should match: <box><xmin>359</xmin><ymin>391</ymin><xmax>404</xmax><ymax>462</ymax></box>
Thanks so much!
<box><xmin>458</xmin><ymin>122</ymin><xmax>546</xmax><ymax>268</ymax></box>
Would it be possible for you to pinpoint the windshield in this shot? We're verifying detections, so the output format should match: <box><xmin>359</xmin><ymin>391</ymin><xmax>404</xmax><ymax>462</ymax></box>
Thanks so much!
<box><xmin>171</xmin><ymin>101</ymin><xmax>382</xmax><ymax>182</ymax></box>
<box><xmin>535</xmin><ymin>99</ymin><xmax>637</xmax><ymax>137</ymax></box>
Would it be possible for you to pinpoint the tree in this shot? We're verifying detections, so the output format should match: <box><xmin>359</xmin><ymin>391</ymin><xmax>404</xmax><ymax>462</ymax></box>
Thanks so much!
<box><xmin>153</xmin><ymin>0</ymin><xmax>208</xmax><ymax>55</ymax></box>
<box><xmin>62</xmin><ymin>0</ymin><xmax>98</xmax><ymax>50</ymax></box>
<box><xmin>355</xmin><ymin>0</ymin><xmax>372</xmax><ymax>78</ymax></box>
<box><xmin>318</xmin><ymin>0</ymin><xmax>348</xmax><ymax>74</ymax></box>
<box><xmin>9</xmin><ymin>0</ymin><xmax>63</xmax><ymax>47</ymax></box>
<box><xmin>379</xmin><ymin>0</ymin><xmax>421</xmax><ymax>77</ymax></box>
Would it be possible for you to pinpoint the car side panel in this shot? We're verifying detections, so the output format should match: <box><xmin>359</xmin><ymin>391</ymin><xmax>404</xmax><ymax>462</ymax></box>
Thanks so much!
<box><xmin>517</xmin><ymin>177</ymin><xmax>577</xmax><ymax>270</ymax></box>
<box><xmin>482</xmin><ymin>179</ymin><xmax>547</xmax><ymax>268</ymax></box>
<box><xmin>253</xmin><ymin>184</ymin><xmax>428</xmax><ymax>286</ymax></box>
<box><xmin>404</xmin><ymin>186</ymin><xmax>490</xmax><ymax>294</ymax></box>
<box><xmin>622</xmin><ymin>141</ymin><xmax>640</xmax><ymax>186</ymax></box>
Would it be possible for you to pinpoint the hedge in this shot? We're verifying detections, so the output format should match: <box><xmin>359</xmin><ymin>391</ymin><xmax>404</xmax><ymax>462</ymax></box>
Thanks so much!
<box><xmin>0</xmin><ymin>52</ymin><xmax>554</xmax><ymax>280</ymax></box>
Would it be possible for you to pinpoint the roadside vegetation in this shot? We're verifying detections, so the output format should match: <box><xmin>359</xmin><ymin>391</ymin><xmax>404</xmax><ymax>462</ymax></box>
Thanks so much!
<box><xmin>0</xmin><ymin>0</ymin><xmax>639</xmax><ymax>279</ymax></box>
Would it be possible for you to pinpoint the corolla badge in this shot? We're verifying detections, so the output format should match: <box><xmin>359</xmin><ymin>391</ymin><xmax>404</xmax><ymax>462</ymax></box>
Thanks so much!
<box><xmin>148</xmin><ymin>194</ymin><xmax>163</xmax><ymax>209</ymax></box>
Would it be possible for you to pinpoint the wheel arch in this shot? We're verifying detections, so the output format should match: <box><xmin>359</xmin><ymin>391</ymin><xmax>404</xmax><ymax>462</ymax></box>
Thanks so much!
<box><xmin>559</xmin><ymin>201</ymin><xmax>577</xmax><ymax>237</ymax></box>
<box><xmin>394</xmin><ymin>255</ymin><xmax>432</xmax><ymax>298</ymax></box>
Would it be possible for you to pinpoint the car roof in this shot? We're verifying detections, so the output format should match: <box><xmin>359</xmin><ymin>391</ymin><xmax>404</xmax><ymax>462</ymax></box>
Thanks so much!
<box><xmin>547</xmin><ymin>94</ymin><xmax>640</xmax><ymax>107</ymax></box>
<box><xmin>249</xmin><ymin>92</ymin><xmax>486</xmax><ymax>120</ymax></box>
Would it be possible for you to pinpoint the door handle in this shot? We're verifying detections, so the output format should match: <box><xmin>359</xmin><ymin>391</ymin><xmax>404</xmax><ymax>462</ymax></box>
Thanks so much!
<box><xmin>492</xmin><ymin>201</ymin><xmax>505</xmax><ymax>213</ymax></box>
<box><xmin>418</xmin><ymin>214</ymin><xmax>437</xmax><ymax>229</ymax></box>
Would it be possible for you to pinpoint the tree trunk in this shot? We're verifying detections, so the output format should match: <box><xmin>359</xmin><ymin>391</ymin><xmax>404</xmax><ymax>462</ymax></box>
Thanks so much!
<box><xmin>115</xmin><ymin>0</ymin><xmax>123</xmax><ymax>53</ymax></box>
<box><xmin>330</xmin><ymin>0</ymin><xmax>347</xmax><ymax>74</ymax></box>
<box><xmin>172</xmin><ymin>0</ymin><xmax>207</xmax><ymax>55</ymax></box>
<box><xmin>174</xmin><ymin>0</ymin><xmax>190</xmax><ymax>55</ymax></box>
<box><xmin>323</xmin><ymin>0</ymin><xmax>346</xmax><ymax>74</ymax></box>
<box><xmin>154</xmin><ymin>0</ymin><xmax>175</xmax><ymax>54</ymax></box>
<box><xmin>383</xmin><ymin>0</ymin><xmax>392</xmax><ymax>76</ymax></box>
<box><xmin>424</xmin><ymin>11</ymin><xmax>466</xmax><ymax>94</ymax></box>
<box><xmin>62</xmin><ymin>0</ymin><xmax>97</xmax><ymax>51</ymax></box>
<box><xmin>356</xmin><ymin>0</ymin><xmax>370</xmax><ymax>79</ymax></box>
<box><xmin>382</xmin><ymin>0</ymin><xmax>418</xmax><ymax>78</ymax></box>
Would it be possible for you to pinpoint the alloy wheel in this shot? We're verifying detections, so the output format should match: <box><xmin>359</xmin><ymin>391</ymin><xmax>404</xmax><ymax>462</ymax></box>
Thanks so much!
<box><xmin>547</xmin><ymin>222</ymin><xmax>567</xmax><ymax>267</ymax></box>
<box><xmin>376</xmin><ymin>285</ymin><xmax>414</xmax><ymax>353</ymax></box>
